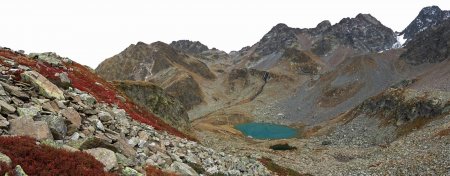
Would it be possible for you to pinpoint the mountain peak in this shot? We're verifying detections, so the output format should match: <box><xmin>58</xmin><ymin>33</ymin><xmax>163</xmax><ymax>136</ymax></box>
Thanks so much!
<box><xmin>265</xmin><ymin>23</ymin><xmax>295</xmax><ymax>36</ymax></box>
<box><xmin>316</xmin><ymin>20</ymin><xmax>331</xmax><ymax>29</ymax></box>
<box><xmin>170</xmin><ymin>40</ymin><xmax>209</xmax><ymax>54</ymax></box>
<box><xmin>401</xmin><ymin>5</ymin><xmax>449</xmax><ymax>41</ymax></box>
<box><xmin>272</xmin><ymin>23</ymin><xmax>289</xmax><ymax>29</ymax></box>
<box><xmin>355</xmin><ymin>13</ymin><xmax>381</xmax><ymax>25</ymax></box>
<box><xmin>251</xmin><ymin>23</ymin><xmax>298</xmax><ymax>56</ymax></box>
<box><xmin>419</xmin><ymin>5</ymin><xmax>442</xmax><ymax>16</ymax></box>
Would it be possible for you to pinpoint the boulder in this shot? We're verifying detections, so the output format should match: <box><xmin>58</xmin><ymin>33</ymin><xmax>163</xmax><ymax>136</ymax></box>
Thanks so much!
<box><xmin>17</xmin><ymin>106</ymin><xmax>41</xmax><ymax>118</ymax></box>
<box><xmin>0</xmin><ymin>115</ymin><xmax>9</xmax><ymax>128</ymax></box>
<box><xmin>60</xmin><ymin>107</ymin><xmax>82</xmax><ymax>129</ymax></box>
<box><xmin>84</xmin><ymin>148</ymin><xmax>118</xmax><ymax>171</ymax></box>
<box><xmin>42</xmin><ymin>101</ymin><xmax>60</xmax><ymax>113</ymax></box>
<box><xmin>113</xmin><ymin>138</ymin><xmax>136</xmax><ymax>158</ymax></box>
<box><xmin>98</xmin><ymin>111</ymin><xmax>113</xmax><ymax>122</ymax></box>
<box><xmin>169</xmin><ymin>161</ymin><xmax>199</xmax><ymax>176</ymax></box>
<box><xmin>9</xmin><ymin>118</ymin><xmax>53</xmax><ymax>140</ymax></box>
<box><xmin>80</xmin><ymin>93</ymin><xmax>96</xmax><ymax>106</ymax></box>
<box><xmin>58</xmin><ymin>72</ymin><xmax>71</xmax><ymax>84</ymax></box>
<box><xmin>43</xmin><ymin>115</ymin><xmax>67</xmax><ymax>140</ymax></box>
<box><xmin>122</xmin><ymin>167</ymin><xmax>144</xmax><ymax>176</ymax></box>
<box><xmin>20</xmin><ymin>71</ymin><xmax>65</xmax><ymax>100</ymax></box>
<box><xmin>0</xmin><ymin>99</ymin><xmax>16</xmax><ymax>114</ymax></box>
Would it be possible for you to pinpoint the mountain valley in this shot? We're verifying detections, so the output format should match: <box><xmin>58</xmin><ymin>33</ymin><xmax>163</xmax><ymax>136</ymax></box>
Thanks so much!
<box><xmin>0</xmin><ymin>5</ymin><xmax>449</xmax><ymax>176</ymax></box>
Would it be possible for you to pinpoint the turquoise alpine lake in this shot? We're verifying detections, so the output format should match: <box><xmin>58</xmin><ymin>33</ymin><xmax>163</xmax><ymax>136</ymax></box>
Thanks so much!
<box><xmin>234</xmin><ymin>122</ymin><xmax>297</xmax><ymax>139</ymax></box>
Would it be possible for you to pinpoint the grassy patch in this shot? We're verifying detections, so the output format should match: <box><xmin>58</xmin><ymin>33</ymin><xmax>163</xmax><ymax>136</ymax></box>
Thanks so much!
<box><xmin>270</xmin><ymin>143</ymin><xmax>297</xmax><ymax>151</ymax></box>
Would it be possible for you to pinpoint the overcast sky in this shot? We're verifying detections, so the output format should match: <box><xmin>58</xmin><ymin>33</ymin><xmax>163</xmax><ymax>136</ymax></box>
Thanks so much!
<box><xmin>1</xmin><ymin>0</ymin><xmax>449</xmax><ymax>68</ymax></box>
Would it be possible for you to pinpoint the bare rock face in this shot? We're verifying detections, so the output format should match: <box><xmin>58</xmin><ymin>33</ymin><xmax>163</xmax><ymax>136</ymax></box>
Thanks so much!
<box><xmin>170</xmin><ymin>40</ymin><xmax>209</xmax><ymax>55</ymax></box>
<box><xmin>311</xmin><ymin>14</ymin><xmax>396</xmax><ymax>55</ymax></box>
<box><xmin>113</xmin><ymin>81</ymin><xmax>190</xmax><ymax>131</ymax></box>
<box><xmin>241</xmin><ymin>14</ymin><xmax>396</xmax><ymax>70</ymax></box>
<box><xmin>400</xmin><ymin>6</ymin><xmax>450</xmax><ymax>42</ymax></box>
<box><xmin>400</xmin><ymin>19</ymin><xmax>450</xmax><ymax>65</ymax></box>
<box><xmin>254</xmin><ymin>23</ymin><xmax>299</xmax><ymax>57</ymax></box>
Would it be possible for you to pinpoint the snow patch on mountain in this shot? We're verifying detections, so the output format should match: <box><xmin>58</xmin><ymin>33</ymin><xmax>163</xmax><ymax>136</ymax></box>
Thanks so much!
<box><xmin>392</xmin><ymin>34</ymin><xmax>407</xmax><ymax>49</ymax></box>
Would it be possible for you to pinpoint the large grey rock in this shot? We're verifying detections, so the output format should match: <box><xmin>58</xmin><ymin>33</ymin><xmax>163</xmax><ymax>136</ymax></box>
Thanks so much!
<box><xmin>169</xmin><ymin>161</ymin><xmax>199</xmax><ymax>176</ymax></box>
<box><xmin>0</xmin><ymin>99</ymin><xmax>16</xmax><ymax>114</ymax></box>
<box><xmin>80</xmin><ymin>93</ymin><xmax>96</xmax><ymax>106</ymax></box>
<box><xmin>58</xmin><ymin>72</ymin><xmax>71</xmax><ymax>84</ymax></box>
<box><xmin>17</xmin><ymin>106</ymin><xmax>41</xmax><ymax>118</ymax></box>
<box><xmin>21</xmin><ymin>71</ymin><xmax>65</xmax><ymax>100</ymax></box>
<box><xmin>98</xmin><ymin>111</ymin><xmax>113</xmax><ymax>122</ymax></box>
<box><xmin>84</xmin><ymin>148</ymin><xmax>118</xmax><ymax>171</ymax></box>
<box><xmin>9</xmin><ymin>118</ymin><xmax>53</xmax><ymax>140</ymax></box>
<box><xmin>43</xmin><ymin>115</ymin><xmax>67</xmax><ymax>140</ymax></box>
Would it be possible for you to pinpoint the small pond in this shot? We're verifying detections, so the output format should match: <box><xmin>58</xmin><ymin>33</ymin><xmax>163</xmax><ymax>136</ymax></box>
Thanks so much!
<box><xmin>234</xmin><ymin>122</ymin><xmax>297</xmax><ymax>140</ymax></box>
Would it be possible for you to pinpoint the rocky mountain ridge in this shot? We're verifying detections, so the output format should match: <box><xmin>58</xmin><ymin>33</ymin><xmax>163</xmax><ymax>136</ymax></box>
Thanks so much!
<box><xmin>400</xmin><ymin>5</ymin><xmax>450</xmax><ymax>42</ymax></box>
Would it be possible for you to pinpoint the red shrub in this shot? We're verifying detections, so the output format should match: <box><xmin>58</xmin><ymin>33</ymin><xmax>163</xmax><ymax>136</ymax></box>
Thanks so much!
<box><xmin>0</xmin><ymin>162</ymin><xmax>14</xmax><ymax>175</ymax></box>
<box><xmin>0</xmin><ymin>136</ymin><xmax>114</xmax><ymax>176</ymax></box>
<box><xmin>146</xmin><ymin>165</ymin><xmax>178</xmax><ymax>176</ymax></box>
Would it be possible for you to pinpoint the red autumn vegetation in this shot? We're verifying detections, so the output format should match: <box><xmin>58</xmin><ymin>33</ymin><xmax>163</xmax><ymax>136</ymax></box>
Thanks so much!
<box><xmin>0</xmin><ymin>49</ymin><xmax>187</xmax><ymax>175</ymax></box>
<box><xmin>0</xmin><ymin>136</ymin><xmax>114</xmax><ymax>176</ymax></box>
<box><xmin>0</xmin><ymin>49</ymin><xmax>192</xmax><ymax>140</ymax></box>
<box><xmin>0</xmin><ymin>162</ymin><xmax>14</xmax><ymax>175</ymax></box>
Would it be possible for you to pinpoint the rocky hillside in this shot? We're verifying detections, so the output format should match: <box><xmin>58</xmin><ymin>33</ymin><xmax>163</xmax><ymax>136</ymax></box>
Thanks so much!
<box><xmin>0</xmin><ymin>48</ymin><xmax>270</xmax><ymax>176</ymax></box>
<box><xmin>112</xmin><ymin>80</ymin><xmax>190</xmax><ymax>132</ymax></box>
<box><xmin>400</xmin><ymin>6</ymin><xmax>450</xmax><ymax>42</ymax></box>
<box><xmin>400</xmin><ymin>18</ymin><xmax>450</xmax><ymax>65</ymax></box>
<box><xmin>96</xmin><ymin>42</ymin><xmax>216</xmax><ymax>111</ymax></box>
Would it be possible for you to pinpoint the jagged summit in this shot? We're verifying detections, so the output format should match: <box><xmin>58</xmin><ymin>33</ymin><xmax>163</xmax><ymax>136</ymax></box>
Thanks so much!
<box><xmin>355</xmin><ymin>13</ymin><xmax>382</xmax><ymax>25</ymax></box>
<box><xmin>170</xmin><ymin>40</ymin><xmax>209</xmax><ymax>54</ymax></box>
<box><xmin>311</xmin><ymin>13</ymin><xmax>396</xmax><ymax>55</ymax></box>
<box><xmin>401</xmin><ymin>18</ymin><xmax>450</xmax><ymax>65</ymax></box>
<box><xmin>253</xmin><ymin>23</ymin><xmax>299</xmax><ymax>56</ymax></box>
<box><xmin>400</xmin><ymin>5</ymin><xmax>450</xmax><ymax>41</ymax></box>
